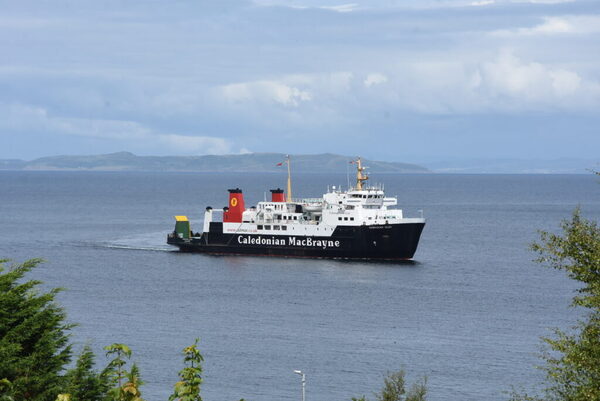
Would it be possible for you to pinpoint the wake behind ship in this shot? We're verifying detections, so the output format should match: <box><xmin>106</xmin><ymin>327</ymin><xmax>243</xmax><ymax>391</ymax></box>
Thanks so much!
<box><xmin>167</xmin><ymin>157</ymin><xmax>425</xmax><ymax>260</ymax></box>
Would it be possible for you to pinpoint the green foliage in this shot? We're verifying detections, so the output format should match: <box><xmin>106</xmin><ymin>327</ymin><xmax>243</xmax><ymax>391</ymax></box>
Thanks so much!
<box><xmin>0</xmin><ymin>258</ymin><xmax>73</xmax><ymax>401</ymax></box>
<box><xmin>0</xmin><ymin>259</ymin><xmax>223</xmax><ymax>401</ymax></box>
<box><xmin>121</xmin><ymin>363</ymin><xmax>144</xmax><ymax>401</ymax></box>
<box><xmin>516</xmin><ymin>208</ymin><xmax>600</xmax><ymax>401</ymax></box>
<box><xmin>169</xmin><ymin>338</ymin><xmax>204</xmax><ymax>401</ymax></box>
<box><xmin>376</xmin><ymin>371</ymin><xmax>406</xmax><ymax>401</ymax></box>
<box><xmin>541</xmin><ymin>316</ymin><xmax>600</xmax><ymax>401</ymax></box>
<box><xmin>101</xmin><ymin>344</ymin><xmax>145</xmax><ymax>401</ymax></box>
<box><xmin>405</xmin><ymin>377</ymin><xmax>427</xmax><ymax>401</ymax></box>
<box><xmin>354</xmin><ymin>370</ymin><xmax>427</xmax><ymax>401</ymax></box>
<box><xmin>532</xmin><ymin>209</ymin><xmax>600</xmax><ymax>310</ymax></box>
<box><xmin>63</xmin><ymin>345</ymin><xmax>108</xmax><ymax>401</ymax></box>
<box><xmin>0</xmin><ymin>379</ymin><xmax>14</xmax><ymax>401</ymax></box>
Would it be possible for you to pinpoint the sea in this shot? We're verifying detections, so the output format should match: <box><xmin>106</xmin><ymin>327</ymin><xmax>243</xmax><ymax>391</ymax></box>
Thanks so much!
<box><xmin>1</xmin><ymin>171</ymin><xmax>599</xmax><ymax>401</ymax></box>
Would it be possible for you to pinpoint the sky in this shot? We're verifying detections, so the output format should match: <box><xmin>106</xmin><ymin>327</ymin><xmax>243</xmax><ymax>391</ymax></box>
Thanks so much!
<box><xmin>1</xmin><ymin>0</ymin><xmax>599</xmax><ymax>163</ymax></box>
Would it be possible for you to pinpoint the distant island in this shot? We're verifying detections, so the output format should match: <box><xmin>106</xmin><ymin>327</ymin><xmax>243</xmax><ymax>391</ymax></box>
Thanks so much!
<box><xmin>0</xmin><ymin>152</ymin><xmax>430</xmax><ymax>173</ymax></box>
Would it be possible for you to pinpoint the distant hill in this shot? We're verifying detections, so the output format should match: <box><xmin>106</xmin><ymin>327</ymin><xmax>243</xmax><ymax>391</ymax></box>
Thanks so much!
<box><xmin>0</xmin><ymin>152</ymin><xmax>429</xmax><ymax>173</ymax></box>
<box><xmin>0</xmin><ymin>159</ymin><xmax>27</xmax><ymax>170</ymax></box>
<box><xmin>425</xmin><ymin>158</ymin><xmax>600</xmax><ymax>174</ymax></box>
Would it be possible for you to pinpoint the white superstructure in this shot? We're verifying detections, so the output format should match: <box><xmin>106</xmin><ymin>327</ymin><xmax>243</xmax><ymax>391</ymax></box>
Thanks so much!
<box><xmin>203</xmin><ymin>157</ymin><xmax>424</xmax><ymax>238</ymax></box>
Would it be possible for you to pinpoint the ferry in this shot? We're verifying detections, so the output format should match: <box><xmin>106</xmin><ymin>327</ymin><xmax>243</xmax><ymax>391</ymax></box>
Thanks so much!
<box><xmin>167</xmin><ymin>157</ymin><xmax>425</xmax><ymax>260</ymax></box>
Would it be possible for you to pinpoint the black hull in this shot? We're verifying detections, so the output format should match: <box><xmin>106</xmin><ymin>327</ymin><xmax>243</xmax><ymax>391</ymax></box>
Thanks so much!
<box><xmin>167</xmin><ymin>223</ymin><xmax>425</xmax><ymax>260</ymax></box>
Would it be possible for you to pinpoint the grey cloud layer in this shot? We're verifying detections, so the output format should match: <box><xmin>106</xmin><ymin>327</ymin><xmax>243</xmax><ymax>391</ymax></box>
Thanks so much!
<box><xmin>1</xmin><ymin>0</ymin><xmax>599</xmax><ymax>159</ymax></box>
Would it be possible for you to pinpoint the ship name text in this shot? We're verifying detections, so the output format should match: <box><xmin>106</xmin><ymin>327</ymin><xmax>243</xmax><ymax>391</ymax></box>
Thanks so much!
<box><xmin>237</xmin><ymin>235</ymin><xmax>340</xmax><ymax>248</ymax></box>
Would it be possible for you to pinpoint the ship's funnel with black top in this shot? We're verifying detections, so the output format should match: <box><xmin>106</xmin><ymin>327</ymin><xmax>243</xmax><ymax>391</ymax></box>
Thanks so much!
<box><xmin>223</xmin><ymin>188</ymin><xmax>245</xmax><ymax>223</ymax></box>
<box><xmin>270</xmin><ymin>188</ymin><xmax>285</xmax><ymax>202</ymax></box>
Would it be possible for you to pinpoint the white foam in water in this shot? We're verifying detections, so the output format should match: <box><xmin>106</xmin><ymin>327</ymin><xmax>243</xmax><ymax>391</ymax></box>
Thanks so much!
<box><xmin>102</xmin><ymin>231</ymin><xmax>174</xmax><ymax>252</ymax></box>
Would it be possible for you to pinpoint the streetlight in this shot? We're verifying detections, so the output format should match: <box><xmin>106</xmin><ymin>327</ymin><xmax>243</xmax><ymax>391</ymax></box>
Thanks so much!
<box><xmin>293</xmin><ymin>370</ymin><xmax>306</xmax><ymax>401</ymax></box>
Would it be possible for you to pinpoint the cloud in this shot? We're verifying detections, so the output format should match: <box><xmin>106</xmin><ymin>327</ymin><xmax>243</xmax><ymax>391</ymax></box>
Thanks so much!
<box><xmin>364</xmin><ymin>73</ymin><xmax>388</xmax><ymax>88</ymax></box>
<box><xmin>157</xmin><ymin>134</ymin><xmax>233</xmax><ymax>154</ymax></box>
<box><xmin>478</xmin><ymin>50</ymin><xmax>585</xmax><ymax>101</ymax></box>
<box><xmin>0</xmin><ymin>102</ymin><xmax>237</xmax><ymax>155</ymax></box>
<box><xmin>511</xmin><ymin>0</ymin><xmax>574</xmax><ymax>4</ymax></box>
<box><xmin>253</xmin><ymin>1</ymin><xmax>360</xmax><ymax>12</ymax></box>
<box><xmin>385</xmin><ymin>51</ymin><xmax>599</xmax><ymax>113</ymax></box>
<box><xmin>320</xmin><ymin>3</ymin><xmax>359</xmax><ymax>12</ymax></box>
<box><xmin>470</xmin><ymin>0</ymin><xmax>495</xmax><ymax>6</ymax></box>
<box><xmin>220</xmin><ymin>80</ymin><xmax>312</xmax><ymax>107</ymax></box>
<box><xmin>492</xmin><ymin>16</ymin><xmax>600</xmax><ymax>36</ymax></box>
<box><xmin>215</xmin><ymin>50</ymin><xmax>600</xmax><ymax>117</ymax></box>
<box><xmin>253</xmin><ymin>0</ymin><xmax>574</xmax><ymax>11</ymax></box>
<box><xmin>2</xmin><ymin>0</ymin><xmax>600</xmax><ymax>160</ymax></box>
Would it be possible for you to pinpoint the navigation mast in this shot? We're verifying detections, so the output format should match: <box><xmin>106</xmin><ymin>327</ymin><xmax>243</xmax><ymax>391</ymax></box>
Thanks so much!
<box><xmin>286</xmin><ymin>155</ymin><xmax>292</xmax><ymax>202</ymax></box>
<box><xmin>355</xmin><ymin>157</ymin><xmax>369</xmax><ymax>190</ymax></box>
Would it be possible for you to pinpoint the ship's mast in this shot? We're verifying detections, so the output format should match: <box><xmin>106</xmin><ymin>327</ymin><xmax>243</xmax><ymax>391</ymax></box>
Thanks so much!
<box><xmin>286</xmin><ymin>154</ymin><xmax>292</xmax><ymax>202</ymax></box>
<box><xmin>355</xmin><ymin>157</ymin><xmax>369</xmax><ymax>190</ymax></box>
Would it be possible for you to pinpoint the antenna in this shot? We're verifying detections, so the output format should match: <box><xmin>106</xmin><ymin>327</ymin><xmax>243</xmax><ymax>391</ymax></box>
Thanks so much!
<box><xmin>286</xmin><ymin>155</ymin><xmax>292</xmax><ymax>202</ymax></box>
<box><xmin>346</xmin><ymin>160</ymin><xmax>350</xmax><ymax>190</ymax></box>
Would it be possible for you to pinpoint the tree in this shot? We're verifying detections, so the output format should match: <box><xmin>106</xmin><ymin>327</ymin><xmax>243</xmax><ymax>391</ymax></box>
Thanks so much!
<box><xmin>353</xmin><ymin>370</ymin><xmax>427</xmax><ymax>401</ymax></box>
<box><xmin>512</xmin><ymin>207</ymin><xmax>600</xmax><ymax>401</ymax></box>
<box><xmin>533</xmin><ymin>209</ymin><xmax>600</xmax><ymax>401</ymax></box>
<box><xmin>62</xmin><ymin>345</ymin><xmax>109</xmax><ymax>401</ymax></box>
<box><xmin>0</xmin><ymin>258</ymin><xmax>73</xmax><ymax>401</ymax></box>
<box><xmin>0</xmin><ymin>379</ymin><xmax>15</xmax><ymax>401</ymax></box>
<box><xmin>101</xmin><ymin>344</ymin><xmax>145</xmax><ymax>401</ymax></box>
<box><xmin>121</xmin><ymin>363</ymin><xmax>144</xmax><ymax>401</ymax></box>
<box><xmin>169</xmin><ymin>338</ymin><xmax>204</xmax><ymax>401</ymax></box>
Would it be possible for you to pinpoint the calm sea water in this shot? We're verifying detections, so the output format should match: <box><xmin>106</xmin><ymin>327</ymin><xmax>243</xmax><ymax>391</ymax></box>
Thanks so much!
<box><xmin>1</xmin><ymin>172</ymin><xmax>599</xmax><ymax>401</ymax></box>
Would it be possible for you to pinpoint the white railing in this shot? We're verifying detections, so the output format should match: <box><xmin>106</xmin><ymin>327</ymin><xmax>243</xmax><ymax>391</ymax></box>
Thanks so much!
<box><xmin>291</xmin><ymin>198</ymin><xmax>323</xmax><ymax>203</ymax></box>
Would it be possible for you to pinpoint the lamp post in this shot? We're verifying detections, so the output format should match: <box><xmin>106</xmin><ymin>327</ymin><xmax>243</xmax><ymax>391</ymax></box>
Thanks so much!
<box><xmin>293</xmin><ymin>370</ymin><xmax>306</xmax><ymax>401</ymax></box>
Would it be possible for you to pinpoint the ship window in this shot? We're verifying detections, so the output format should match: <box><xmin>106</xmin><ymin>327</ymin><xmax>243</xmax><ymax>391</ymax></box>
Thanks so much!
<box><xmin>264</xmin><ymin>225</ymin><xmax>271</xmax><ymax>230</ymax></box>
<box><xmin>273</xmin><ymin>225</ymin><xmax>280</xmax><ymax>230</ymax></box>
<box><xmin>344</xmin><ymin>217</ymin><xmax>348</xmax><ymax>221</ymax></box>
<box><xmin>350</xmin><ymin>217</ymin><xmax>354</xmax><ymax>221</ymax></box>
<box><xmin>282</xmin><ymin>225</ymin><xmax>287</xmax><ymax>231</ymax></box>
<box><xmin>338</xmin><ymin>217</ymin><xmax>342</xmax><ymax>221</ymax></box>
<box><xmin>257</xmin><ymin>225</ymin><xmax>263</xmax><ymax>230</ymax></box>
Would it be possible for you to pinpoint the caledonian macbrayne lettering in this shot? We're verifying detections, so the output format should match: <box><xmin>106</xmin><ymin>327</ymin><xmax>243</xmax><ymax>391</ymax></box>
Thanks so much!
<box><xmin>237</xmin><ymin>235</ymin><xmax>341</xmax><ymax>248</ymax></box>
